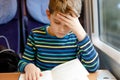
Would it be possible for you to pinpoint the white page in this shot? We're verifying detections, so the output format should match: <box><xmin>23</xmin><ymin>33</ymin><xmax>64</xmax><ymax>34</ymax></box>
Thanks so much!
<box><xmin>19</xmin><ymin>59</ymin><xmax>89</xmax><ymax>80</ymax></box>
<box><xmin>41</xmin><ymin>70</ymin><xmax>53</xmax><ymax>80</ymax></box>
<box><xmin>51</xmin><ymin>59</ymin><xmax>89</xmax><ymax>80</ymax></box>
<box><xmin>19</xmin><ymin>74</ymin><xmax>25</xmax><ymax>80</ymax></box>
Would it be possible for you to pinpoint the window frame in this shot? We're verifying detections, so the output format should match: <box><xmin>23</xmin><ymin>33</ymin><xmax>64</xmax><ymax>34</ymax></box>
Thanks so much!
<box><xmin>85</xmin><ymin>0</ymin><xmax>120</xmax><ymax>64</ymax></box>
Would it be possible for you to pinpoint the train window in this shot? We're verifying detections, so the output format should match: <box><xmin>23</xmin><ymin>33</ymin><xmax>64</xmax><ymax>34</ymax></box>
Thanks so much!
<box><xmin>98</xmin><ymin>0</ymin><xmax>120</xmax><ymax>52</ymax></box>
<box><xmin>85</xmin><ymin>0</ymin><xmax>120</xmax><ymax>79</ymax></box>
<box><xmin>90</xmin><ymin>0</ymin><xmax>120</xmax><ymax>62</ymax></box>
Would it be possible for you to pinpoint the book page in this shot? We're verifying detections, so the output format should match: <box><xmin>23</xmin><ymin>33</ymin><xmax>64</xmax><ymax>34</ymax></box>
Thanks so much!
<box><xmin>19</xmin><ymin>70</ymin><xmax>53</xmax><ymax>80</ymax></box>
<box><xmin>41</xmin><ymin>70</ymin><xmax>53</xmax><ymax>80</ymax></box>
<box><xmin>51</xmin><ymin>58</ymin><xmax>89</xmax><ymax>80</ymax></box>
<box><xmin>19</xmin><ymin>74</ymin><xmax>25</xmax><ymax>80</ymax></box>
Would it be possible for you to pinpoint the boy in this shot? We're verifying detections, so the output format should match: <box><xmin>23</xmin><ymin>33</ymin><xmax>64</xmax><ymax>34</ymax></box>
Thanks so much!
<box><xmin>18</xmin><ymin>0</ymin><xmax>99</xmax><ymax>80</ymax></box>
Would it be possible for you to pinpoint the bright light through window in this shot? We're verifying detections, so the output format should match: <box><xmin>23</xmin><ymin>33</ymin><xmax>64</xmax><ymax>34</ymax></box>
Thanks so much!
<box><xmin>98</xmin><ymin>0</ymin><xmax>120</xmax><ymax>51</ymax></box>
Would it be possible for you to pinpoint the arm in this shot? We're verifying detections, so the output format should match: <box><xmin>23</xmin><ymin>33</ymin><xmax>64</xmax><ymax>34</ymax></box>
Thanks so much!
<box><xmin>77</xmin><ymin>35</ymin><xmax>99</xmax><ymax>72</ymax></box>
<box><xmin>56</xmin><ymin>13</ymin><xmax>99</xmax><ymax>72</ymax></box>
<box><xmin>18</xmin><ymin>32</ymin><xmax>42</xmax><ymax>80</ymax></box>
<box><xmin>18</xmin><ymin>32</ymin><xmax>36</xmax><ymax>72</ymax></box>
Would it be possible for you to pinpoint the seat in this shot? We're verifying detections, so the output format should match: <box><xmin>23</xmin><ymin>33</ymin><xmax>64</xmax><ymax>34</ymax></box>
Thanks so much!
<box><xmin>0</xmin><ymin>0</ymin><xmax>21</xmax><ymax>54</ymax></box>
<box><xmin>21</xmin><ymin>0</ymin><xmax>50</xmax><ymax>38</ymax></box>
<box><xmin>21</xmin><ymin>0</ymin><xmax>50</xmax><ymax>51</ymax></box>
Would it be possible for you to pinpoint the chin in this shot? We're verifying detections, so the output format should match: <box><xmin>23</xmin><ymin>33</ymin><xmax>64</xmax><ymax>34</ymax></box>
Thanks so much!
<box><xmin>56</xmin><ymin>35</ymin><xmax>65</xmax><ymax>38</ymax></box>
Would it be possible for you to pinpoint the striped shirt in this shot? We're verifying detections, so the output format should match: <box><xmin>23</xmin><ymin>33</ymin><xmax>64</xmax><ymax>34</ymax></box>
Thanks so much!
<box><xmin>18</xmin><ymin>25</ymin><xmax>99</xmax><ymax>72</ymax></box>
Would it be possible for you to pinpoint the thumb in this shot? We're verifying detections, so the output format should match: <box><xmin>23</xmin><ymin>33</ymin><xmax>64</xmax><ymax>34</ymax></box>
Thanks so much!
<box><xmin>40</xmin><ymin>73</ymin><xmax>43</xmax><ymax>76</ymax></box>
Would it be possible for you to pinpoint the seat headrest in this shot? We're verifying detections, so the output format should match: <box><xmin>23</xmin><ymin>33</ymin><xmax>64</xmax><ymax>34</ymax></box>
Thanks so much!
<box><xmin>26</xmin><ymin>0</ymin><xmax>50</xmax><ymax>24</ymax></box>
<box><xmin>0</xmin><ymin>0</ymin><xmax>17</xmax><ymax>24</ymax></box>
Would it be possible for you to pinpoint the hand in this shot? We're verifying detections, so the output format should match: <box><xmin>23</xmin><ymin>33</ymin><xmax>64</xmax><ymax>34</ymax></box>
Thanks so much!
<box><xmin>56</xmin><ymin>13</ymin><xmax>86</xmax><ymax>41</ymax></box>
<box><xmin>24</xmin><ymin>63</ymin><xmax>42</xmax><ymax>80</ymax></box>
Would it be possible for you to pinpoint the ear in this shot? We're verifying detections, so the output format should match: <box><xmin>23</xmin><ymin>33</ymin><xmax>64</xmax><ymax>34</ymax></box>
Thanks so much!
<box><xmin>46</xmin><ymin>9</ymin><xmax>51</xmax><ymax>20</ymax></box>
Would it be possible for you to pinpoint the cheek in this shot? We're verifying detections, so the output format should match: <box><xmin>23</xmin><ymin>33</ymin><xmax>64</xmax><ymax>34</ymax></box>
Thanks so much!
<box><xmin>50</xmin><ymin>23</ymin><xmax>59</xmax><ymax>31</ymax></box>
<box><xmin>64</xmin><ymin>26</ymin><xmax>72</xmax><ymax>32</ymax></box>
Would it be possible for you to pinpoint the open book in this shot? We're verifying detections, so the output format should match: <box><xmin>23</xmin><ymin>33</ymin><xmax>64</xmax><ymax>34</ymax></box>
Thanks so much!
<box><xmin>19</xmin><ymin>58</ymin><xmax>89</xmax><ymax>80</ymax></box>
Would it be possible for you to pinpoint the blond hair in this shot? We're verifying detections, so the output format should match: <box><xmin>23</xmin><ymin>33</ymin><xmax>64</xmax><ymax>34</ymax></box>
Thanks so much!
<box><xmin>48</xmin><ymin>0</ymin><xmax>82</xmax><ymax>17</ymax></box>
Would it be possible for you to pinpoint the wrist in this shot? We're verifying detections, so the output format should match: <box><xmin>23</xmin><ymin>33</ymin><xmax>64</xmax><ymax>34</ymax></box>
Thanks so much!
<box><xmin>75</xmin><ymin>30</ymin><xmax>87</xmax><ymax>41</ymax></box>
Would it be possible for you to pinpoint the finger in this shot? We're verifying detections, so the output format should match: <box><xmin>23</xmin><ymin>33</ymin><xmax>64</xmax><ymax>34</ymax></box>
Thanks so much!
<box><xmin>55</xmin><ymin>15</ymin><xmax>72</xmax><ymax>27</ymax></box>
<box><xmin>40</xmin><ymin>72</ymin><xmax>43</xmax><ymax>76</ymax></box>
<box><xmin>71</xmin><ymin>12</ymin><xmax>77</xmax><ymax>18</ymax></box>
<box><xmin>27</xmin><ymin>73</ymin><xmax>32</xmax><ymax>80</ymax></box>
<box><xmin>57</xmin><ymin>13</ymin><xmax>73</xmax><ymax>20</ymax></box>
<box><xmin>31</xmin><ymin>72</ymin><xmax>36</xmax><ymax>80</ymax></box>
<box><xmin>25</xmin><ymin>73</ymin><xmax>28</xmax><ymax>80</ymax></box>
<box><xmin>56</xmin><ymin>14</ymin><xmax>71</xmax><ymax>23</ymax></box>
<box><xmin>38</xmin><ymin>73</ymin><xmax>43</xmax><ymax>80</ymax></box>
<box><xmin>35</xmin><ymin>72</ymin><xmax>40</xmax><ymax>80</ymax></box>
<box><xmin>55</xmin><ymin>17</ymin><xmax>71</xmax><ymax>28</ymax></box>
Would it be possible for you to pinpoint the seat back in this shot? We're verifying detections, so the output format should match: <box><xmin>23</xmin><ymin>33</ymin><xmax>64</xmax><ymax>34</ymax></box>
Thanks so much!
<box><xmin>22</xmin><ymin>0</ymin><xmax>50</xmax><ymax>35</ymax></box>
<box><xmin>21</xmin><ymin>0</ymin><xmax>50</xmax><ymax>49</ymax></box>
<box><xmin>0</xmin><ymin>0</ymin><xmax>20</xmax><ymax>54</ymax></box>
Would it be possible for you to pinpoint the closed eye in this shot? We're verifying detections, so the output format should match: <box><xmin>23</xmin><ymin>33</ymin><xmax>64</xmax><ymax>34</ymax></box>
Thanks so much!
<box><xmin>55</xmin><ymin>21</ymin><xmax>61</xmax><ymax>24</ymax></box>
<box><xmin>54</xmin><ymin>19</ymin><xmax>61</xmax><ymax>24</ymax></box>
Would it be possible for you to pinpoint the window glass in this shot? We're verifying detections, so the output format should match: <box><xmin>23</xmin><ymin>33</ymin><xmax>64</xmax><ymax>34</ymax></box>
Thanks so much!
<box><xmin>98</xmin><ymin>0</ymin><xmax>120</xmax><ymax>51</ymax></box>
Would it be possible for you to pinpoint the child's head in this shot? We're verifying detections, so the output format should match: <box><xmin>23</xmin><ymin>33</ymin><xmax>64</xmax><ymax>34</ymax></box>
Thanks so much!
<box><xmin>46</xmin><ymin>0</ymin><xmax>83</xmax><ymax>38</ymax></box>
<box><xmin>48</xmin><ymin>0</ymin><xmax>82</xmax><ymax>17</ymax></box>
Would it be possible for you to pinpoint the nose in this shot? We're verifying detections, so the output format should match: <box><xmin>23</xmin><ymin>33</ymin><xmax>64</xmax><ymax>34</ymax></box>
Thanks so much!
<box><xmin>59</xmin><ymin>25</ymin><xmax>66</xmax><ymax>32</ymax></box>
